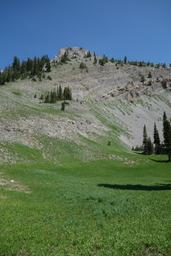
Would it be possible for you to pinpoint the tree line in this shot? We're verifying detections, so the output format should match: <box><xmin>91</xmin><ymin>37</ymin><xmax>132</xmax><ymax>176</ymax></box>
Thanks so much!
<box><xmin>54</xmin><ymin>48</ymin><xmax>170</xmax><ymax>70</ymax></box>
<box><xmin>0</xmin><ymin>55</ymin><xmax>51</xmax><ymax>85</ymax></box>
<box><xmin>134</xmin><ymin>112</ymin><xmax>171</xmax><ymax>161</ymax></box>
<box><xmin>81</xmin><ymin>50</ymin><xmax>168</xmax><ymax>68</ymax></box>
<box><xmin>40</xmin><ymin>85</ymin><xmax>72</xmax><ymax>104</ymax></box>
<box><xmin>97</xmin><ymin>54</ymin><xmax>168</xmax><ymax>68</ymax></box>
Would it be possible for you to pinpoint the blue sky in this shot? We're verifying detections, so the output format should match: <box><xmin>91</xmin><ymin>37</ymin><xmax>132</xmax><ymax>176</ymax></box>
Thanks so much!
<box><xmin>0</xmin><ymin>0</ymin><xmax>170</xmax><ymax>68</ymax></box>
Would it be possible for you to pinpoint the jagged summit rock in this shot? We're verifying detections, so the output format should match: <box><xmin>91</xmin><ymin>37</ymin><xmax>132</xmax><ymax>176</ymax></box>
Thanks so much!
<box><xmin>53</xmin><ymin>47</ymin><xmax>90</xmax><ymax>62</ymax></box>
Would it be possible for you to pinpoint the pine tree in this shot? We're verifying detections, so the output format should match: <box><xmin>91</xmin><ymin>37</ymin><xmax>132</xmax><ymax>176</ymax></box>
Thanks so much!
<box><xmin>50</xmin><ymin>90</ymin><xmax>53</xmax><ymax>103</ymax></box>
<box><xmin>168</xmin><ymin>123</ymin><xmax>171</xmax><ymax>161</ymax></box>
<box><xmin>93</xmin><ymin>52</ymin><xmax>97</xmax><ymax>64</ymax></box>
<box><xmin>63</xmin><ymin>87</ymin><xmax>67</xmax><ymax>101</ymax></box>
<box><xmin>63</xmin><ymin>86</ymin><xmax>72</xmax><ymax>100</ymax></box>
<box><xmin>163</xmin><ymin>112</ymin><xmax>168</xmax><ymax>146</ymax></box>
<box><xmin>147</xmin><ymin>137</ymin><xmax>153</xmax><ymax>155</ymax></box>
<box><xmin>45</xmin><ymin>62</ymin><xmax>51</xmax><ymax>72</ymax></box>
<box><xmin>44</xmin><ymin>92</ymin><xmax>50</xmax><ymax>103</ymax></box>
<box><xmin>12</xmin><ymin>56</ymin><xmax>20</xmax><ymax>72</ymax></box>
<box><xmin>153</xmin><ymin>122</ymin><xmax>161</xmax><ymax>154</ymax></box>
<box><xmin>163</xmin><ymin>112</ymin><xmax>171</xmax><ymax>161</ymax></box>
<box><xmin>56</xmin><ymin>86</ymin><xmax>59</xmax><ymax>100</ymax></box>
<box><xmin>58</xmin><ymin>85</ymin><xmax>62</xmax><ymax>100</ymax></box>
<box><xmin>40</xmin><ymin>94</ymin><xmax>44</xmax><ymax>101</ymax></box>
<box><xmin>85</xmin><ymin>51</ymin><xmax>91</xmax><ymax>58</ymax></box>
<box><xmin>68</xmin><ymin>87</ymin><xmax>72</xmax><ymax>100</ymax></box>
<box><xmin>124</xmin><ymin>56</ymin><xmax>127</xmax><ymax>64</ymax></box>
<box><xmin>143</xmin><ymin>125</ymin><xmax>148</xmax><ymax>154</ymax></box>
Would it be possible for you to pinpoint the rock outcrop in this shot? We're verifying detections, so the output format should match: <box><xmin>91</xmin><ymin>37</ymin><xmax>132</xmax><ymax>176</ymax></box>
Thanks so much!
<box><xmin>53</xmin><ymin>47</ymin><xmax>90</xmax><ymax>62</ymax></box>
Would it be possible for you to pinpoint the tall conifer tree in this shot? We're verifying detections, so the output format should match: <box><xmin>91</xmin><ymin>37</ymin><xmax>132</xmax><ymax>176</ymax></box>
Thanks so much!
<box><xmin>153</xmin><ymin>122</ymin><xmax>161</xmax><ymax>154</ymax></box>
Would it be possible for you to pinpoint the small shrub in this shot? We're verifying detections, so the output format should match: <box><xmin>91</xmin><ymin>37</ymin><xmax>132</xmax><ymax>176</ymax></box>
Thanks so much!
<box><xmin>107</xmin><ymin>141</ymin><xmax>111</xmax><ymax>146</ymax></box>
<box><xmin>61</xmin><ymin>102</ymin><xmax>65</xmax><ymax>111</ymax></box>
<box><xmin>47</xmin><ymin>75</ymin><xmax>52</xmax><ymax>81</ymax></box>
<box><xmin>140</xmin><ymin>75</ymin><xmax>145</xmax><ymax>83</ymax></box>
<box><xmin>147</xmin><ymin>80</ymin><xmax>152</xmax><ymax>86</ymax></box>
<box><xmin>79</xmin><ymin>62</ymin><xmax>87</xmax><ymax>70</ymax></box>
<box><xmin>147</xmin><ymin>72</ymin><xmax>152</xmax><ymax>78</ymax></box>
<box><xmin>31</xmin><ymin>77</ymin><xmax>37</xmax><ymax>82</ymax></box>
<box><xmin>161</xmin><ymin>79</ymin><xmax>167</xmax><ymax>89</ymax></box>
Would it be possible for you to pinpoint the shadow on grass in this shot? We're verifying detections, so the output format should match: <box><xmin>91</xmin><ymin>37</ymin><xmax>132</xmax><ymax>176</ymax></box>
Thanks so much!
<box><xmin>150</xmin><ymin>158</ymin><xmax>170</xmax><ymax>163</ymax></box>
<box><xmin>98</xmin><ymin>183</ymin><xmax>171</xmax><ymax>191</ymax></box>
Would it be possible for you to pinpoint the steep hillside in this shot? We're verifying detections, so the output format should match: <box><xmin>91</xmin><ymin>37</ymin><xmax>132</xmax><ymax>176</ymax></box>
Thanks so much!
<box><xmin>0</xmin><ymin>47</ymin><xmax>171</xmax><ymax>163</ymax></box>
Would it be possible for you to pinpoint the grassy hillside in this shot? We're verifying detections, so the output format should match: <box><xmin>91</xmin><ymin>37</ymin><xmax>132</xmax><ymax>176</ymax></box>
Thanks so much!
<box><xmin>0</xmin><ymin>48</ymin><xmax>171</xmax><ymax>255</ymax></box>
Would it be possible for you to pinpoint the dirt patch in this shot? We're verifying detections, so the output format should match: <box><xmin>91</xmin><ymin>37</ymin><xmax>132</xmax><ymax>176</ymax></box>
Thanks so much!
<box><xmin>0</xmin><ymin>172</ymin><xmax>31</xmax><ymax>194</ymax></box>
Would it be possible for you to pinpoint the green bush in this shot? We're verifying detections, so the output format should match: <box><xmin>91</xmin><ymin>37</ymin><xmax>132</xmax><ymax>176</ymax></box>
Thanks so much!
<box><xmin>79</xmin><ymin>62</ymin><xmax>87</xmax><ymax>69</ymax></box>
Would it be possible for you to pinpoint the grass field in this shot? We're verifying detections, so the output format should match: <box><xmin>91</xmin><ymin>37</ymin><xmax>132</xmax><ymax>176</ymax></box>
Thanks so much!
<box><xmin>0</xmin><ymin>142</ymin><xmax>171</xmax><ymax>256</ymax></box>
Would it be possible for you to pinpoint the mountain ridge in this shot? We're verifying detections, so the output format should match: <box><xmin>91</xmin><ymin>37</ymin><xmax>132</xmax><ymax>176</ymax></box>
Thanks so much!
<box><xmin>0</xmin><ymin>47</ymin><xmax>171</xmax><ymax>163</ymax></box>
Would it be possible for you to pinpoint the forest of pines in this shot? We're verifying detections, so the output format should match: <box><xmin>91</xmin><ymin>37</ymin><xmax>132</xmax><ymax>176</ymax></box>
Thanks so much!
<box><xmin>0</xmin><ymin>55</ymin><xmax>51</xmax><ymax>85</ymax></box>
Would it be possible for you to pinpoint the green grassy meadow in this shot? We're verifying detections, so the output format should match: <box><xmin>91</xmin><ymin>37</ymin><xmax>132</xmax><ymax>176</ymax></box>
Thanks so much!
<box><xmin>0</xmin><ymin>141</ymin><xmax>171</xmax><ymax>256</ymax></box>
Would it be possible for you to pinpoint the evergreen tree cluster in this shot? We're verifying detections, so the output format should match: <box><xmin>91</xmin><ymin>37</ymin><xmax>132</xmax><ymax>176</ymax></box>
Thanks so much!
<box><xmin>0</xmin><ymin>55</ymin><xmax>51</xmax><ymax>85</ymax></box>
<box><xmin>99</xmin><ymin>55</ymin><xmax>108</xmax><ymax>66</ymax></box>
<box><xmin>84</xmin><ymin>51</ymin><xmax>92</xmax><ymax>58</ymax></box>
<box><xmin>140</xmin><ymin>112</ymin><xmax>171</xmax><ymax>161</ymax></box>
<box><xmin>107</xmin><ymin>55</ymin><xmax>167</xmax><ymax>69</ymax></box>
<box><xmin>40</xmin><ymin>86</ymin><xmax>72</xmax><ymax>104</ymax></box>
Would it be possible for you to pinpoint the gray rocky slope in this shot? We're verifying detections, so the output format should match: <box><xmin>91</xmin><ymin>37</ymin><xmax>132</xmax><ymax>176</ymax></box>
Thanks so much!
<box><xmin>0</xmin><ymin>47</ymin><xmax>171</xmax><ymax>162</ymax></box>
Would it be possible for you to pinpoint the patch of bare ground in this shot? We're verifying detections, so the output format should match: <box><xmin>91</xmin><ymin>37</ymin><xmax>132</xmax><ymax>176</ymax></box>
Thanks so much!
<box><xmin>0</xmin><ymin>114</ymin><xmax>109</xmax><ymax>148</ymax></box>
<box><xmin>0</xmin><ymin>172</ymin><xmax>31</xmax><ymax>194</ymax></box>
<box><xmin>81</xmin><ymin>152</ymin><xmax>137</xmax><ymax>165</ymax></box>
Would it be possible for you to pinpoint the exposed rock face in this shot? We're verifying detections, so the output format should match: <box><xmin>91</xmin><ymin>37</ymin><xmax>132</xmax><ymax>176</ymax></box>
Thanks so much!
<box><xmin>0</xmin><ymin>46</ymin><xmax>171</xmax><ymax>158</ymax></box>
<box><xmin>53</xmin><ymin>47</ymin><xmax>90</xmax><ymax>62</ymax></box>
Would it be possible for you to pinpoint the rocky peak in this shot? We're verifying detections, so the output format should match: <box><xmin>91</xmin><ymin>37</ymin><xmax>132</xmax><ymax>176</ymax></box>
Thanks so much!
<box><xmin>53</xmin><ymin>47</ymin><xmax>90</xmax><ymax>62</ymax></box>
